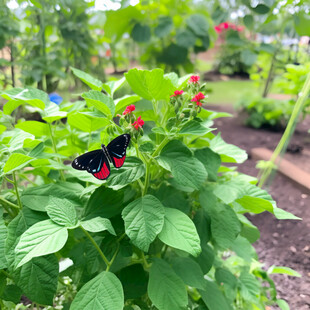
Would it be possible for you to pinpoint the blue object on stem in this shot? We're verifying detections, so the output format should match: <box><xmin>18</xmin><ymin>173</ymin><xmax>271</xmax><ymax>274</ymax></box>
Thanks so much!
<box><xmin>48</xmin><ymin>93</ymin><xmax>63</xmax><ymax>105</ymax></box>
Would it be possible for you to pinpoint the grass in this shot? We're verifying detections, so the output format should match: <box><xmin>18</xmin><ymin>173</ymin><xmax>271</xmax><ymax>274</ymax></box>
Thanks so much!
<box><xmin>206</xmin><ymin>80</ymin><xmax>257</xmax><ymax>105</ymax></box>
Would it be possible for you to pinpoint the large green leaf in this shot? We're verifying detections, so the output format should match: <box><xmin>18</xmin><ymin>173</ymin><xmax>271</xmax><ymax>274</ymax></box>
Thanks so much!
<box><xmin>159</xmin><ymin>140</ymin><xmax>208</xmax><ymax>191</ymax></box>
<box><xmin>70</xmin><ymin>271</ymin><xmax>124</xmax><ymax>310</ymax></box>
<box><xmin>104</xmin><ymin>77</ymin><xmax>126</xmax><ymax>98</ymax></box>
<box><xmin>194</xmin><ymin>243</ymin><xmax>214</xmax><ymax>274</ymax></box>
<box><xmin>21</xmin><ymin>182</ymin><xmax>84</xmax><ymax>212</ymax></box>
<box><xmin>13</xmin><ymin>255</ymin><xmax>58</xmax><ymax>305</ymax></box>
<box><xmin>84</xmin><ymin>187</ymin><xmax>124</xmax><ymax>219</ymax></box>
<box><xmin>107</xmin><ymin>157</ymin><xmax>145</xmax><ymax>190</ymax></box>
<box><xmin>125</xmin><ymin>68</ymin><xmax>175</xmax><ymax>101</ymax></box>
<box><xmin>46</xmin><ymin>197</ymin><xmax>78</xmax><ymax>227</ymax></box>
<box><xmin>0</xmin><ymin>211</ymin><xmax>7</xmax><ymax>269</ymax></box>
<box><xmin>15</xmin><ymin>121</ymin><xmax>49</xmax><ymax>137</ymax></box>
<box><xmin>131</xmin><ymin>23</ymin><xmax>151</xmax><ymax>42</ymax></box>
<box><xmin>82</xmin><ymin>90</ymin><xmax>115</xmax><ymax>118</ymax></box>
<box><xmin>148</xmin><ymin>258</ymin><xmax>188</xmax><ymax>310</ymax></box>
<box><xmin>3</xmin><ymin>153</ymin><xmax>33</xmax><ymax>174</ymax></box>
<box><xmin>294</xmin><ymin>12</ymin><xmax>310</xmax><ymax>36</ymax></box>
<box><xmin>199</xmin><ymin>280</ymin><xmax>233</xmax><ymax>310</ymax></box>
<box><xmin>176</xmin><ymin>29</ymin><xmax>196</xmax><ymax>48</ymax></box>
<box><xmin>154</xmin><ymin>16</ymin><xmax>173</xmax><ymax>38</ymax></box>
<box><xmin>268</xmin><ymin>266</ymin><xmax>301</xmax><ymax>277</ymax></box>
<box><xmin>171</xmin><ymin>257</ymin><xmax>205</xmax><ymax>290</ymax></box>
<box><xmin>179</xmin><ymin>120</ymin><xmax>214</xmax><ymax>136</ymax></box>
<box><xmin>209</xmin><ymin>134</ymin><xmax>247</xmax><ymax>163</ymax></box>
<box><xmin>0</xmin><ymin>88</ymin><xmax>48</xmax><ymax>110</ymax></box>
<box><xmin>158</xmin><ymin>207</ymin><xmax>201</xmax><ymax>256</ymax></box>
<box><xmin>81</xmin><ymin>217</ymin><xmax>116</xmax><ymax>235</ymax></box>
<box><xmin>114</xmin><ymin>95</ymin><xmax>141</xmax><ymax>115</ymax></box>
<box><xmin>122</xmin><ymin>195</ymin><xmax>165</xmax><ymax>252</ymax></box>
<box><xmin>15</xmin><ymin>219</ymin><xmax>68</xmax><ymax>268</ymax></box>
<box><xmin>186</xmin><ymin>14</ymin><xmax>209</xmax><ymax>36</ymax></box>
<box><xmin>195</xmin><ymin>147</ymin><xmax>221</xmax><ymax>181</ymax></box>
<box><xmin>71</xmin><ymin>67</ymin><xmax>103</xmax><ymax>91</ymax></box>
<box><xmin>68</xmin><ymin>112</ymin><xmax>109</xmax><ymax>132</ymax></box>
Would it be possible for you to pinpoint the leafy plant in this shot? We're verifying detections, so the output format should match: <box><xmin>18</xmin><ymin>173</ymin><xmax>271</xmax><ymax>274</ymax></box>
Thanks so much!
<box><xmin>0</xmin><ymin>68</ymin><xmax>300</xmax><ymax>309</ymax></box>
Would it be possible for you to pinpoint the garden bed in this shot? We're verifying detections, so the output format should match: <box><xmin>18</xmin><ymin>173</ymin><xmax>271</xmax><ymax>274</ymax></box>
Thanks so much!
<box><xmin>212</xmin><ymin>104</ymin><xmax>310</xmax><ymax>310</ymax></box>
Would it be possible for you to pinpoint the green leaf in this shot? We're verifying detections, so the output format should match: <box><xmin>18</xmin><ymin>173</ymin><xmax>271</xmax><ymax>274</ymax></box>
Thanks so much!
<box><xmin>81</xmin><ymin>217</ymin><xmax>116</xmax><ymax>235</ymax></box>
<box><xmin>251</xmin><ymin>4</ymin><xmax>270</xmax><ymax>14</ymax></box>
<box><xmin>21</xmin><ymin>182</ymin><xmax>84</xmax><ymax>212</ymax></box>
<box><xmin>68</xmin><ymin>112</ymin><xmax>109</xmax><ymax>132</ymax></box>
<box><xmin>176</xmin><ymin>29</ymin><xmax>196</xmax><ymax>48</ymax></box>
<box><xmin>199</xmin><ymin>280</ymin><xmax>233</xmax><ymax>310</ymax></box>
<box><xmin>209</xmin><ymin>134</ymin><xmax>247</xmax><ymax>163</ymax></box>
<box><xmin>277</xmin><ymin>299</ymin><xmax>290</xmax><ymax>310</ymax></box>
<box><xmin>15</xmin><ymin>219</ymin><xmax>68</xmax><ymax>268</ymax></box>
<box><xmin>1</xmin><ymin>88</ymin><xmax>48</xmax><ymax>110</ymax></box>
<box><xmin>70</xmin><ymin>271</ymin><xmax>124</xmax><ymax>310</ymax></box>
<box><xmin>1</xmin><ymin>285</ymin><xmax>22</xmax><ymax>303</ymax></box>
<box><xmin>131</xmin><ymin>23</ymin><xmax>151</xmax><ymax>42</ymax></box>
<box><xmin>0</xmin><ymin>212</ymin><xmax>7</xmax><ymax>269</ymax></box>
<box><xmin>114</xmin><ymin>95</ymin><xmax>141</xmax><ymax>115</ymax></box>
<box><xmin>105</xmin><ymin>77</ymin><xmax>126</xmax><ymax>98</ymax></box>
<box><xmin>294</xmin><ymin>12</ymin><xmax>310</xmax><ymax>36</ymax></box>
<box><xmin>230</xmin><ymin>236</ymin><xmax>256</xmax><ymax>261</ymax></box>
<box><xmin>125</xmin><ymin>68</ymin><xmax>175</xmax><ymax>101</ymax></box>
<box><xmin>4</xmin><ymin>153</ymin><xmax>33</xmax><ymax>173</ymax></box>
<box><xmin>194</xmin><ymin>244</ymin><xmax>214</xmax><ymax>274</ymax></box>
<box><xmin>42</xmin><ymin>111</ymin><xmax>67</xmax><ymax>123</ymax></box>
<box><xmin>46</xmin><ymin>197</ymin><xmax>78</xmax><ymax>227</ymax></box>
<box><xmin>186</xmin><ymin>14</ymin><xmax>209</xmax><ymax>36</ymax></box>
<box><xmin>148</xmin><ymin>258</ymin><xmax>188</xmax><ymax>310</ymax></box>
<box><xmin>71</xmin><ymin>67</ymin><xmax>103</xmax><ymax>91</ymax></box>
<box><xmin>0</xmin><ymin>124</ymin><xmax>6</xmax><ymax>134</ymax></box>
<box><xmin>240</xmin><ymin>49</ymin><xmax>257</xmax><ymax>66</ymax></box>
<box><xmin>122</xmin><ymin>195</ymin><xmax>165</xmax><ymax>252</ymax></box>
<box><xmin>195</xmin><ymin>147</ymin><xmax>221</xmax><ymax>181</ymax></box>
<box><xmin>154</xmin><ymin>16</ymin><xmax>173</xmax><ymax>38</ymax></box>
<box><xmin>82</xmin><ymin>90</ymin><xmax>115</xmax><ymax>118</ymax></box>
<box><xmin>15</xmin><ymin>121</ymin><xmax>49</xmax><ymax>137</ymax></box>
<box><xmin>159</xmin><ymin>140</ymin><xmax>208</xmax><ymax>191</ymax></box>
<box><xmin>3</xmin><ymin>100</ymin><xmax>22</xmax><ymax>115</ymax></box>
<box><xmin>243</xmin><ymin>14</ymin><xmax>254</xmax><ymax>29</ymax></box>
<box><xmin>238</xmin><ymin>214</ymin><xmax>260</xmax><ymax>244</ymax></box>
<box><xmin>171</xmin><ymin>257</ymin><xmax>205</xmax><ymax>290</ymax></box>
<box><xmin>239</xmin><ymin>272</ymin><xmax>260</xmax><ymax>302</ymax></box>
<box><xmin>13</xmin><ymin>255</ymin><xmax>58</xmax><ymax>305</ymax></box>
<box><xmin>179</xmin><ymin>120</ymin><xmax>214</xmax><ymax>136</ymax></box>
<box><xmin>268</xmin><ymin>266</ymin><xmax>301</xmax><ymax>277</ymax></box>
<box><xmin>158</xmin><ymin>207</ymin><xmax>201</xmax><ymax>256</ymax></box>
<box><xmin>107</xmin><ymin>157</ymin><xmax>145</xmax><ymax>190</ymax></box>
<box><xmin>84</xmin><ymin>187</ymin><xmax>124</xmax><ymax>219</ymax></box>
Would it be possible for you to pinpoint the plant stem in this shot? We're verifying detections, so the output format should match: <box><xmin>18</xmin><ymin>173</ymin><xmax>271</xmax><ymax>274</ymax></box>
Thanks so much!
<box><xmin>48</xmin><ymin>123</ymin><xmax>65</xmax><ymax>181</ymax></box>
<box><xmin>142</xmin><ymin>162</ymin><xmax>150</xmax><ymax>196</ymax></box>
<box><xmin>1</xmin><ymin>269</ymin><xmax>12</xmax><ymax>279</ymax></box>
<box><xmin>12</xmin><ymin>172</ymin><xmax>22</xmax><ymax>209</ymax></box>
<box><xmin>258</xmin><ymin>71</ymin><xmax>310</xmax><ymax>187</ymax></box>
<box><xmin>151</xmin><ymin>136</ymin><xmax>170</xmax><ymax>158</ymax></box>
<box><xmin>141</xmin><ymin>251</ymin><xmax>151</xmax><ymax>269</ymax></box>
<box><xmin>0</xmin><ymin>196</ymin><xmax>20</xmax><ymax>213</ymax></box>
<box><xmin>106</xmin><ymin>244</ymin><xmax>119</xmax><ymax>272</ymax></box>
<box><xmin>80</xmin><ymin>226</ymin><xmax>110</xmax><ymax>267</ymax></box>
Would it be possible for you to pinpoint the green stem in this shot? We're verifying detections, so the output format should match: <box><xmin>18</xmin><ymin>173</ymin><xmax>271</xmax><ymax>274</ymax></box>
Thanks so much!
<box><xmin>151</xmin><ymin>136</ymin><xmax>170</xmax><ymax>158</ymax></box>
<box><xmin>1</xmin><ymin>270</ymin><xmax>12</xmax><ymax>279</ymax></box>
<box><xmin>141</xmin><ymin>251</ymin><xmax>151</xmax><ymax>269</ymax></box>
<box><xmin>106</xmin><ymin>244</ymin><xmax>119</xmax><ymax>272</ymax></box>
<box><xmin>0</xmin><ymin>196</ymin><xmax>20</xmax><ymax>211</ymax></box>
<box><xmin>258</xmin><ymin>71</ymin><xmax>310</xmax><ymax>187</ymax></box>
<box><xmin>142</xmin><ymin>162</ymin><xmax>150</xmax><ymax>196</ymax></box>
<box><xmin>48</xmin><ymin>123</ymin><xmax>65</xmax><ymax>181</ymax></box>
<box><xmin>80</xmin><ymin>226</ymin><xmax>110</xmax><ymax>267</ymax></box>
<box><xmin>12</xmin><ymin>172</ymin><xmax>22</xmax><ymax>209</ymax></box>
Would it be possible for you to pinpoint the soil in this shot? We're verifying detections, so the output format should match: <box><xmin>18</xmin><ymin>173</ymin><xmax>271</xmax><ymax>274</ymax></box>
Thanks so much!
<box><xmin>211</xmin><ymin>104</ymin><xmax>310</xmax><ymax>309</ymax></box>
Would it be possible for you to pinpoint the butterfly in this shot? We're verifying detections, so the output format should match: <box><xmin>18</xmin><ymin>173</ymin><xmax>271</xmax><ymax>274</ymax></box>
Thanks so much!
<box><xmin>72</xmin><ymin>134</ymin><xmax>131</xmax><ymax>180</ymax></box>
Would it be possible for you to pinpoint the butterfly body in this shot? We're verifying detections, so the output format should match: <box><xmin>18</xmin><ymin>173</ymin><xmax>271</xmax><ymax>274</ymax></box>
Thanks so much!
<box><xmin>72</xmin><ymin>134</ymin><xmax>130</xmax><ymax>180</ymax></box>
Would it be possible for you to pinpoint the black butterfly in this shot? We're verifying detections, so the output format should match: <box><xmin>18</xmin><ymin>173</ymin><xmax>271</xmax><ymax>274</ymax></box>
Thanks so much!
<box><xmin>72</xmin><ymin>134</ymin><xmax>131</xmax><ymax>180</ymax></box>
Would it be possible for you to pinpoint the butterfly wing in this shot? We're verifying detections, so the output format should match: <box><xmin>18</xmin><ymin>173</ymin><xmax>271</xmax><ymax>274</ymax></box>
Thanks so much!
<box><xmin>72</xmin><ymin>149</ymin><xmax>102</xmax><ymax>171</ymax></box>
<box><xmin>86</xmin><ymin>151</ymin><xmax>111</xmax><ymax>180</ymax></box>
<box><xmin>107</xmin><ymin>134</ymin><xmax>131</xmax><ymax>168</ymax></box>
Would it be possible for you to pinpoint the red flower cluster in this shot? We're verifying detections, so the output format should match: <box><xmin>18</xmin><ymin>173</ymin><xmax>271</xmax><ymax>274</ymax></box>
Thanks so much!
<box><xmin>191</xmin><ymin>92</ymin><xmax>205</xmax><ymax>107</ymax></box>
<box><xmin>132</xmin><ymin>116</ymin><xmax>144</xmax><ymax>130</ymax></box>
<box><xmin>188</xmin><ymin>75</ymin><xmax>200</xmax><ymax>84</ymax></box>
<box><xmin>123</xmin><ymin>105</ymin><xmax>135</xmax><ymax>115</ymax></box>
<box><xmin>214</xmin><ymin>22</ymin><xmax>243</xmax><ymax>33</ymax></box>
<box><xmin>170</xmin><ymin>90</ymin><xmax>184</xmax><ymax>97</ymax></box>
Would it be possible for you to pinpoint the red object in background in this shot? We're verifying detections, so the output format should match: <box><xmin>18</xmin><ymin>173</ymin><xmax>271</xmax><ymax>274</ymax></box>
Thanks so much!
<box><xmin>132</xmin><ymin>116</ymin><xmax>144</xmax><ymax>130</ymax></box>
<box><xmin>105</xmin><ymin>49</ymin><xmax>111</xmax><ymax>57</ymax></box>
<box><xmin>214</xmin><ymin>22</ymin><xmax>244</xmax><ymax>34</ymax></box>
<box><xmin>188</xmin><ymin>75</ymin><xmax>200</xmax><ymax>84</ymax></box>
<box><xmin>123</xmin><ymin>105</ymin><xmax>136</xmax><ymax>115</ymax></box>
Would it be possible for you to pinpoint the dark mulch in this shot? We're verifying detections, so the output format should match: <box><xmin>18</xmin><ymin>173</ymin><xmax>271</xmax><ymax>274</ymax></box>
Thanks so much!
<box><xmin>211</xmin><ymin>104</ymin><xmax>310</xmax><ymax>310</ymax></box>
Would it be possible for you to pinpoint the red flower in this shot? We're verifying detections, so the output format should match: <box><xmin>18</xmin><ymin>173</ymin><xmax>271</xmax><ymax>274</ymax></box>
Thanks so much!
<box><xmin>223</xmin><ymin>22</ymin><xmax>229</xmax><ymax>29</ymax></box>
<box><xmin>191</xmin><ymin>92</ymin><xmax>205</xmax><ymax>102</ymax></box>
<box><xmin>188</xmin><ymin>75</ymin><xmax>200</xmax><ymax>84</ymax></box>
<box><xmin>132</xmin><ymin>116</ymin><xmax>144</xmax><ymax>130</ymax></box>
<box><xmin>196</xmin><ymin>101</ymin><xmax>203</xmax><ymax>107</ymax></box>
<box><xmin>170</xmin><ymin>90</ymin><xmax>184</xmax><ymax>97</ymax></box>
<box><xmin>214</xmin><ymin>26</ymin><xmax>222</xmax><ymax>33</ymax></box>
<box><xmin>123</xmin><ymin>105</ymin><xmax>135</xmax><ymax>115</ymax></box>
<box><xmin>237</xmin><ymin>26</ymin><xmax>244</xmax><ymax>32</ymax></box>
<box><xmin>105</xmin><ymin>49</ymin><xmax>111</xmax><ymax>57</ymax></box>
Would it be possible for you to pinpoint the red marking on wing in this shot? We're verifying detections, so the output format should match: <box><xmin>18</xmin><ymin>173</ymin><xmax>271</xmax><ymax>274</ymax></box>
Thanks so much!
<box><xmin>113</xmin><ymin>156</ymin><xmax>126</xmax><ymax>168</ymax></box>
<box><xmin>93</xmin><ymin>162</ymin><xmax>110</xmax><ymax>180</ymax></box>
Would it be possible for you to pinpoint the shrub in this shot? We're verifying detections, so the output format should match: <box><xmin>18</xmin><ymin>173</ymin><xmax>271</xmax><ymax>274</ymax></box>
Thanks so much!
<box><xmin>0</xmin><ymin>69</ymin><xmax>299</xmax><ymax>309</ymax></box>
